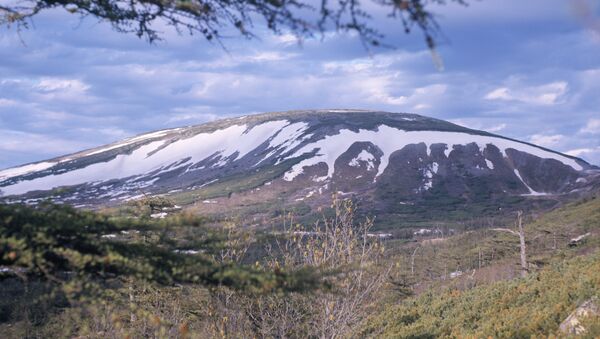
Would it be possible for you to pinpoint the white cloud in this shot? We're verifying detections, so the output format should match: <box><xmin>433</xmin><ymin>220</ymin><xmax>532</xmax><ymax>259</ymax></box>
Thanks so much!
<box><xmin>449</xmin><ymin>119</ymin><xmax>508</xmax><ymax>133</ymax></box>
<box><xmin>0</xmin><ymin>98</ymin><xmax>17</xmax><ymax>106</ymax></box>
<box><xmin>485</xmin><ymin>123</ymin><xmax>507</xmax><ymax>133</ymax></box>
<box><xmin>0</xmin><ymin>129</ymin><xmax>92</xmax><ymax>155</ymax></box>
<box><xmin>484</xmin><ymin>81</ymin><xmax>568</xmax><ymax>105</ymax></box>
<box><xmin>566</xmin><ymin>147</ymin><xmax>599</xmax><ymax>157</ymax></box>
<box><xmin>247</xmin><ymin>51</ymin><xmax>295</xmax><ymax>62</ymax></box>
<box><xmin>579</xmin><ymin>118</ymin><xmax>600</xmax><ymax>134</ymax></box>
<box><xmin>29</xmin><ymin>77</ymin><xmax>95</xmax><ymax>104</ymax></box>
<box><xmin>365</xmin><ymin>81</ymin><xmax>447</xmax><ymax>107</ymax></box>
<box><xmin>36</xmin><ymin>78</ymin><xmax>90</xmax><ymax>93</ymax></box>
<box><xmin>566</xmin><ymin>147</ymin><xmax>600</xmax><ymax>165</ymax></box>
<box><xmin>413</xmin><ymin>104</ymin><xmax>431</xmax><ymax>110</ymax></box>
<box><xmin>167</xmin><ymin>112</ymin><xmax>221</xmax><ymax>124</ymax></box>
<box><xmin>485</xmin><ymin>87</ymin><xmax>511</xmax><ymax>100</ymax></box>
<box><xmin>529</xmin><ymin>134</ymin><xmax>564</xmax><ymax>147</ymax></box>
<box><xmin>273</xmin><ymin>33</ymin><xmax>299</xmax><ymax>46</ymax></box>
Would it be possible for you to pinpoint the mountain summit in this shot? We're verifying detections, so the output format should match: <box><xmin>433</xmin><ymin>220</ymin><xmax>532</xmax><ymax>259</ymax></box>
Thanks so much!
<box><xmin>1</xmin><ymin>110</ymin><xmax>597</xmax><ymax>222</ymax></box>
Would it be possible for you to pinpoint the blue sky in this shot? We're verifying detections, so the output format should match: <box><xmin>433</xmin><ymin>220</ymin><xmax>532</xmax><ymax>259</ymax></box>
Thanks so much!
<box><xmin>0</xmin><ymin>0</ymin><xmax>599</xmax><ymax>169</ymax></box>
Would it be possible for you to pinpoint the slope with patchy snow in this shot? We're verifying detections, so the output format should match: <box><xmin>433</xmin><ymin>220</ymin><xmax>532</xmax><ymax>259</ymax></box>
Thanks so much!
<box><xmin>0</xmin><ymin>110</ymin><xmax>593</xmax><ymax>208</ymax></box>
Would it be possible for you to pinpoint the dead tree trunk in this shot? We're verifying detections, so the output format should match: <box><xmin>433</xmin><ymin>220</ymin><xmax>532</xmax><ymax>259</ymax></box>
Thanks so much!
<box><xmin>129</xmin><ymin>283</ymin><xmax>136</xmax><ymax>323</ymax></box>
<box><xmin>492</xmin><ymin>210</ymin><xmax>528</xmax><ymax>277</ymax></box>
<box><xmin>517</xmin><ymin>211</ymin><xmax>527</xmax><ymax>277</ymax></box>
<box><xmin>411</xmin><ymin>246</ymin><xmax>420</xmax><ymax>277</ymax></box>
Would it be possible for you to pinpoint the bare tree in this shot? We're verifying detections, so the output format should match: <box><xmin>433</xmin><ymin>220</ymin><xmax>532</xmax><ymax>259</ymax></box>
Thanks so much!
<box><xmin>1</xmin><ymin>0</ymin><xmax>469</xmax><ymax>50</ymax></box>
<box><xmin>492</xmin><ymin>210</ymin><xmax>528</xmax><ymax>277</ymax></box>
<box><xmin>242</xmin><ymin>196</ymin><xmax>390</xmax><ymax>338</ymax></box>
<box><xmin>410</xmin><ymin>245</ymin><xmax>420</xmax><ymax>277</ymax></box>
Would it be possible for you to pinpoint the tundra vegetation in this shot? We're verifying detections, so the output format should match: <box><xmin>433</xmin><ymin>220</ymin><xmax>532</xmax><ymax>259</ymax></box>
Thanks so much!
<box><xmin>0</xmin><ymin>194</ymin><xmax>599</xmax><ymax>338</ymax></box>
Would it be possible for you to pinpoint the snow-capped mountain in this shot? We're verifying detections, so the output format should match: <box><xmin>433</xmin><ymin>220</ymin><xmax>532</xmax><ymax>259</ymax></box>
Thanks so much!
<box><xmin>1</xmin><ymin>110</ymin><xmax>597</xmax><ymax>218</ymax></box>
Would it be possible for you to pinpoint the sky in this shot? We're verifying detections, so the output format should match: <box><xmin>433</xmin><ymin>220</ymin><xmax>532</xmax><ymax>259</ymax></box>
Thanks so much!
<box><xmin>0</xmin><ymin>0</ymin><xmax>599</xmax><ymax>169</ymax></box>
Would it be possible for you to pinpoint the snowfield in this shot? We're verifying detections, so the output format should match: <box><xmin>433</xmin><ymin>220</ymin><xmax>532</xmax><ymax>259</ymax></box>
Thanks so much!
<box><xmin>349</xmin><ymin>150</ymin><xmax>376</xmax><ymax>170</ymax></box>
<box><xmin>1</xmin><ymin>120</ymin><xmax>290</xmax><ymax>195</ymax></box>
<box><xmin>0</xmin><ymin>118</ymin><xmax>585</xmax><ymax>197</ymax></box>
<box><xmin>282</xmin><ymin>125</ymin><xmax>582</xmax><ymax>181</ymax></box>
<box><xmin>0</xmin><ymin>162</ymin><xmax>56</xmax><ymax>181</ymax></box>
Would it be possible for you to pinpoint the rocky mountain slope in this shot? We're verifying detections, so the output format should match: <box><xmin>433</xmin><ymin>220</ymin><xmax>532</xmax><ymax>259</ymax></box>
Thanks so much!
<box><xmin>1</xmin><ymin>110</ymin><xmax>598</xmax><ymax>222</ymax></box>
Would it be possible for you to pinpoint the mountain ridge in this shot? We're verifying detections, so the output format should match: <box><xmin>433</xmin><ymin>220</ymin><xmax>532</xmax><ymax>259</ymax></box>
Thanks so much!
<box><xmin>1</xmin><ymin>109</ymin><xmax>598</xmax><ymax>224</ymax></box>
<box><xmin>1</xmin><ymin>109</ymin><xmax>590</xmax><ymax>173</ymax></box>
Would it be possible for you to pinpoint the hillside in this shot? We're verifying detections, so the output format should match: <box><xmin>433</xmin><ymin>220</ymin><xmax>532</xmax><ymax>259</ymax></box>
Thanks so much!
<box><xmin>359</xmin><ymin>195</ymin><xmax>600</xmax><ymax>337</ymax></box>
<box><xmin>1</xmin><ymin>110</ymin><xmax>598</xmax><ymax>226</ymax></box>
<box><xmin>359</xmin><ymin>253</ymin><xmax>600</xmax><ymax>338</ymax></box>
<box><xmin>1</xmin><ymin>185</ymin><xmax>598</xmax><ymax>338</ymax></box>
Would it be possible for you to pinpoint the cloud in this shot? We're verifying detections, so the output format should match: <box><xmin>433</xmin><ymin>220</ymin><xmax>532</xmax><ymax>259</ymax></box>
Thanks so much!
<box><xmin>484</xmin><ymin>81</ymin><xmax>568</xmax><ymax>105</ymax></box>
<box><xmin>167</xmin><ymin>111</ymin><xmax>222</xmax><ymax>124</ymax></box>
<box><xmin>579</xmin><ymin>118</ymin><xmax>600</xmax><ymax>134</ymax></box>
<box><xmin>0</xmin><ymin>129</ymin><xmax>92</xmax><ymax>155</ymax></box>
<box><xmin>485</xmin><ymin>123</ymin><xmax>507</xmax><ymax>133</ymax></box>
<box><xmin>566</xmin><ymin>147</ymin><xmax>600</xmax><ymax>157</ymax></box>
<box><xmin>529</xmin><ymin>134</ymin><xmax>564</xmax><ymax>147</ymax></box>
<box><xmin>449</xmin><ymin>119</ymin><xmax>508</xmax><ymax>134</ymax></box>
<box><xmin>484</xmin><ymin>87</ymin><xmax>510</xmax><ymax>100</ymax></box>
<box><xmin>35</xmin><ymin>78</ymin><xmax>89</xmax><ymax>93</ymax></box>
<box><xmin>0</xmin><ymin>98</ymin><xmax>17</xmax><ymax>106</ymax></box>
<box><xmin>566</xmin><ymin>147</ymin><xmax>600</xmax><ymax>165</ymax></box>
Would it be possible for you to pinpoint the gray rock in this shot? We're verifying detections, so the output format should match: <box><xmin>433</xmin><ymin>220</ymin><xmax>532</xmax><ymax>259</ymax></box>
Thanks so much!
<box><xmin>559</xmin><ymin>297</ymin><xmax>599</xmax><ymax>335</ymax></box>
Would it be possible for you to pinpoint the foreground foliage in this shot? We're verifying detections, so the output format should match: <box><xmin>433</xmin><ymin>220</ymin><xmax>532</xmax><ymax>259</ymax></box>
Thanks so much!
<box><xmin>0</xmin><ymin>0</ymin><xmax>467</xmax><ymax>49</ymax></box>
<box><xmin>0</xmin><ymin>202</ymin><xmax>319</xmax><ymax>291</ymax></box>
<box><xmin>0</xmin><ymin>199</ymin><xmax>389</xmax><ymax>337</ymax></box>
<box><xmin>0</xmin><ymin>202</ymin><xmax>323</xmax><ymax>337</ymax></box>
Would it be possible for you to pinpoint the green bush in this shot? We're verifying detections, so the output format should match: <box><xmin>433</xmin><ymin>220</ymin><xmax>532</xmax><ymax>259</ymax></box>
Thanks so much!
<box><xmin>359</xmin><ymin>253</ymin><xmax>600</xmax><ymax>338</ymax></box>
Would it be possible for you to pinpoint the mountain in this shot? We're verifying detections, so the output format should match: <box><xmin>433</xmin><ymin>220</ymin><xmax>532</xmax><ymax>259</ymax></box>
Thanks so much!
<box><xmin>1</xmin><ymin>110</ymin><xmax>598</xmax><ymax>224</ymax></box>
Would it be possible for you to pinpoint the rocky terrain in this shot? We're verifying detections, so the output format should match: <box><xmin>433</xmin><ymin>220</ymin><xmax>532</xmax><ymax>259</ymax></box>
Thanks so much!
<box><xmin>1</xmin><ymin>109</ymin><xmax>598</xmax><ymax>225</ymax></box>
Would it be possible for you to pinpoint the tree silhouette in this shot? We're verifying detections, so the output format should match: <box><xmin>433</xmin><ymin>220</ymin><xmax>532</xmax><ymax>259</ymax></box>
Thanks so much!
<box><xmin>0</xmin><ymin>0</ymin><xmax>468</xmax><ymax>49</ymax></box>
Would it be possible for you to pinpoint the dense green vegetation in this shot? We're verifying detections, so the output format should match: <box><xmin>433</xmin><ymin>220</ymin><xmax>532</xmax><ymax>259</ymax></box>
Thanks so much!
<box><xmin>357</xmin><ymin>195</ymin><xmax>600</xmax><ymax>338</ymax></box>
<box><xmin>0</xmin><ymin>202</ymin><xmax>319</xmax><ymax>291</ymax></box>
<box><xmin>359</xmin><ymin>253</ymin><xmax>600</xmax><ymax>338</ymax></box>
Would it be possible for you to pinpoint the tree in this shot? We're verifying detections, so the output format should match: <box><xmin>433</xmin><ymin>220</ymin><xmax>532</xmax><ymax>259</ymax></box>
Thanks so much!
<box><xmin>410</xmin><ymin>244</ymin><xmax>419</xmax><ymax>276</ymax></box>
<box><xmin>492</xmin><ymin>210</ymin><xmax>528</xmax><ymax>278</ymax></box>
<box><xmin>222</xmin><ymin>196</ymin><xmax>390</xmax><ymax>338</ymax></box>
<box><xmin>0</xmin><ymin>202</ymin><xmax>322</xmax><ymax>297</ymax></box>
<box><xmin>0</xmin><ymin>0</ymin><xmax>469</xmax><ymax>49</ymax></box>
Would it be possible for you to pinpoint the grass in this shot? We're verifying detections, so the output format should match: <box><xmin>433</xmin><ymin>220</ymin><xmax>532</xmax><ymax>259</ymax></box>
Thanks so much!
<box><xmin>168</xmin><ymin>157</ymin><xmax>307</xmax><ymax>204</ymax></box>
<box><xmin>357</xmin><ymin>195</ymin><xmax>600</xmax><ymax>338</ymax></box>
<box><xmin>359</xmin><ymin>252</ymin><xmax>600</xmax><ymax>338</ymax></box>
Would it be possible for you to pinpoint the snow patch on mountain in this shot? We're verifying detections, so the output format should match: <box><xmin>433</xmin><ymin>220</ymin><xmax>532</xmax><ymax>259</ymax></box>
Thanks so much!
<box><xmin>0</xmin><ymin>162</ymin><xmax>56</xmax><ymax>180</ymax></box>
<box><xmin>514</xmin><ymin>169</ymin><xmax>548</xmax><ymax>196</ymax></box>
<box><xmin>1</xmin><ymin>120</ymin><xmax>289</xmax><ymax>195</ymax></box>
<box><xmin>268</xmin><ymin>122</ymin><xmax>309</xmax><ymax>151</ymax></box>
<box><xmin>421</xmin><ymin>163</ymin><xmax>438</xmax><ymax>191</ymax></box>
<box><xmin>444</xmin><ymin>146</ymin><xmax>452</xmax><ymax>158</ymax></box>
<box><xmin>283</xmin><ymin>125</ymin><xmax>581</xmax><ymax>182</ymax></box>
<box><xmin>263</xmin><ymin>122</ymin><xmax>310</xmax><ymax>163</ymax></box>
<box><xmin>349</xmin><ymin>150</ymin><xmax>376</xmax><ymax>170</ymax></box>
<box><xmin>85</xmin><ymin>128</ymin><xmax>182</xmax><ymax>156</ymax></box>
